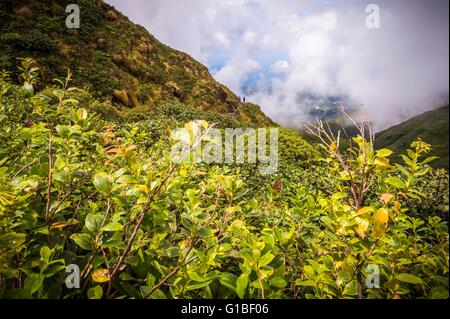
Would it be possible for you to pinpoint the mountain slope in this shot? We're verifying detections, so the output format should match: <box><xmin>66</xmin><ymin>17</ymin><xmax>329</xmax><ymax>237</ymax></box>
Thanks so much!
<box><xmin>375</xmin><ymin>105</ymin><xmax>449</xmax><ymax>169</ymax></box>
<box><xmin>0</xmin><ymin>0</ymin><xmax>274</xmax><ymax>127</ymax></box>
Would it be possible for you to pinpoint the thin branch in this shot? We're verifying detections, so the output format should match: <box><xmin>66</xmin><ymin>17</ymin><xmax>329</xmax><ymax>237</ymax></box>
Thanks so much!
<box><xmin>45</xmin><ymin>129</ymin><xmax>53</xmax><ymax>223</ymax></box>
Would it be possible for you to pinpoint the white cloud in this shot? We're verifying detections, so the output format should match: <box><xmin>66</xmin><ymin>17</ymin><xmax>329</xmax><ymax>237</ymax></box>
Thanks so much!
<box><xmin>214</xmin><ymin>54</ymin><xmax>261</xmax><ymax>93</ymax></box>
<box><xmin>242</xmin><ymin>31</ymin><xmax>258</xmax><ymax>45</ymax></box>
<box><xmin>213</xmin><ymin>32</ymin><xmax>230</xmax><ymax>48</ymax></box>
<box><xmin>271</xmin><ymin>60</ymin><xmax>289</xmax><ymax>73</ymax></box>
<box><xmin>107</xmin><ymin>0</ymin><xmax>449</xmax><ymax>130</ymax></box>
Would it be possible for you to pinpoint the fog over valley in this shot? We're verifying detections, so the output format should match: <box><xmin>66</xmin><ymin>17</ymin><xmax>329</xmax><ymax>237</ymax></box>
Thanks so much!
<box><xmin>107</xmin><ymin>0</ymin><xmax>449</xmax><ymax>130</ymax></box>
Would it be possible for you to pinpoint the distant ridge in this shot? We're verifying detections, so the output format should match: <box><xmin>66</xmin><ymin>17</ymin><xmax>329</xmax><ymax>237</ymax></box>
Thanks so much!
<box><xmin>375</xmin><ymin>105</ymin><xmax>449</xmax><ymax>169</ymax></box>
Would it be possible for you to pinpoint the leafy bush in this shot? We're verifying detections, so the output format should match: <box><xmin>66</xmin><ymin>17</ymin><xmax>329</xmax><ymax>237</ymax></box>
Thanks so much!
<box><xmin>1</xmin><ymin>31</ymin><xmax>55</xmax><ymax>52</ymax></box>
<box><xmin>78</xmin><ymin>0</ymin><xmax>103</xmax><ymax>30</ymax></box>
<box><xmin>0</xmin><ymin>66</ymin><xmax>447</xmax><ymax>299</ymax></box>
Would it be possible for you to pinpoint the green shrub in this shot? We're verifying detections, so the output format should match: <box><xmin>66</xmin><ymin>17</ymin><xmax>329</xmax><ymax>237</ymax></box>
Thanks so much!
<box><xmin>1</xmin><ymin>31</ymin><xmax>55</xmax><ymax>52</ymax></box>
<box><xmin>0</xmin><ymin>66</ymin><xmax>447</xmax><ymax>299</ymax></box>
<box><xmin>79</xmin><ymin>0</ymin><xmax>103</xmax><ymax>29</ymax></box>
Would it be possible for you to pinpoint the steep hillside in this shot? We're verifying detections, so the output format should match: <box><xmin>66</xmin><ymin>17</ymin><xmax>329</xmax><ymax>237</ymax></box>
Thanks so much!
<box><xmin>0</xmin><ymin>0</ymin><xmax>274</xmax><ymax>126</ymax></box>
<box><xmin>375</xmin><ymin>105</ymin><xmax>449</xmax><ymax>169</ymax></box>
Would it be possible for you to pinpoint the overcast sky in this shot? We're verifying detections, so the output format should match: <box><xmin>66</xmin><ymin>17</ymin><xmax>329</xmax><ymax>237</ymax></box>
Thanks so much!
<box><xmin>107</xmin><ymin>0</ymin><xmax>449</xmax><ymax>130</ymax></box>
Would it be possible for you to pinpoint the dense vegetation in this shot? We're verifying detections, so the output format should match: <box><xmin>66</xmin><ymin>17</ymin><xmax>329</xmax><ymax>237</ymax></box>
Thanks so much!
<box><xmin>375</xmin><ymin>105</ymin><xmax>449</xmax><ymax>170</ymax></box>
<box><xmin>0</xmin><ymin>58</ymin><xmax>448</xmax><ymax>299</ymax></box>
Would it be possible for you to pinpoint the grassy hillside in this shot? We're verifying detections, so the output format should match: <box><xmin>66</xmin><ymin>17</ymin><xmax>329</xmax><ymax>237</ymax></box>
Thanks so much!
<box><xmin>375</xmin><ymin>106</ymin><xmax>449</xmax><ymax>169</ymax></box>
<box><xmin>0</xmin><ymin>0</ymin><xmax>274</xmax><ymax>127</ymax></box>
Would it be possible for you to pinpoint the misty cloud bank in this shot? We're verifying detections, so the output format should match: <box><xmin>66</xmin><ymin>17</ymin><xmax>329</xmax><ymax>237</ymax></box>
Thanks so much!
<box><xmin>108</xmin><ymin>0</ymin><xmax>449</xmax><ymax>131</ymax></box>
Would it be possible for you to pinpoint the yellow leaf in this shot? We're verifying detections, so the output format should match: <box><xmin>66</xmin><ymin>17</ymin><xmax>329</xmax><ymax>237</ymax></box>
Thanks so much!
<box><xmin>355</xmin><ymin>219</ymin><xmax>369</xmax><ymax>239</ymax></box>
<box><xmin>125</xmin><ymin>144</ymin><xmax>137</xmax><ymax>152</ymax></box>
<box><xmin>184</xmin><ymin>122</ymin><xmax>193</xmax><ymax>130</ymax></box>
<box><xmin>393</xmin><ymin>201</ymin><xmax>401</xmax><ymax>213</ymax></box>
<box><xmin>198</xmin><ymin>120</ymin><xmax>209</xmax><ymax>129</ymax></box>
<box><xmin>376</xmin><ymin>149</ymin><xmax>393</xmax><ymax>157</ymax></box>
<box><xmin>342</xmin><ymin>204</ymin><xmax>352</xmax><ymax>212</ymax></box>
<box><xmin>374</xmin><ymin>156</ymin><xmax>390</xmax><ymax>167</ymax></box>
<box><xmin>92</xmin><ymin>269</ymin><xmax>111</xmax><ymax>283</ymax></box>
<box><xmin>357</xmin><ymin>207</ymin><xmax>374</xmax><ymax>216</ymax></box>
<box><xmin>380</xmin><ymin>193</ymin><xmax>393</xmax><ymax>203</ymax></box>
<box><xmin>330</xmin><ymin>141</ymin><xmax>337</xmax><ymax>151</ymax></box>
<box><xmin>372</xmin><ymin>223</ymin><xmax>387</xmax><ymax>238</ymax></box>
<box><xmin>374</xmin><ymin>208</ymin><xmax>389</xmax><ymax>225</ymax></box>
<box><xmin>50</xmin><ymin>221</ymin><xmax>69</xmax><ymax>230</ymax></box>
<box><xmin>105</xmin><ymin>146</ymin><xmax>119</xmax><ymax>154</ymax></box>
<box><xmin>180</xmin><ymin>239</ymin><xmax>191</xmax><ymax>249</ymax></box>
<box><xmin>179</xmin><ymin>169</ymin><xmax>188</xmax><ymax>177</ymax></box>
<box><xmin>136</xmin><ymin>184</ymin><xmax>148</xmax><ymax>193</ymax></box>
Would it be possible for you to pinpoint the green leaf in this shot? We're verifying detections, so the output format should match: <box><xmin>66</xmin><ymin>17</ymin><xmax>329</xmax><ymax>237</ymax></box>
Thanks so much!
<box><xmin>87</xmin><ymin>285</ymin><xmax>103</xmax><ymax>299</ymax></box>
<box><xmin>111</xmin><ymin>168</ymin><xmax>127</xmax><ymax>179</ymax></box>
<box><xmin>62</xmin><ymin>99</ymin><xmax>79</xmax><ymax>106</ymax></box>
<box><xmin>406</xmin><ymin>192</ymin><xmax>421</xmax><ymax>200</ymax></box>
<box><xmin>385</xmin><ymin>177</ymin><xmax>405</xmax><ymax>189</ymax></box>
<box><xmin>93</xmin><ymin>172</ymin><xmax>112</xmax><ymax>193</ymax></box>
<box><xmin>0</xmin><ymin>232</ymin><xmax>26</xmax><ymax>249</ymax></box>
<box><xmin>219</xmin><ymin>273</ymin><xmax>237</xmax><ymax>292</ymax></box>
<box><xmin>186</xmin><ymin>189</ymin><xmax>198</xmax><ymax>205</ymax></box>
<box><xmin>270</xmin><ymin>276</ymin><xmax>287</xmax><ymax>288</ymax></box>
<box><xmin>197</xmin><ymin>227</ymin><xmax>211</xmax><ymax>238</ymax></box>
<box><xmin>53</xmin><ymin>170</ymin><xmax>69</xmax><ymax>183</ymax></box>
<box><xmin>70</xmin><ymin>233</ymin><xmax>93</xmax><ymax>250</ymax></box>
<box><xmin>332</xmin><ymin>192</ymin><xmax>347</xmax><ymax>200</ymax></box>
<box><xmin>239</xmin><ymin>248</ymin><xmax>253</xmax><ymax>262</ymax></box>
<box><xmin>430</xmin><ymin>287</ymin><xmax>449</xmax><ymax>299</ymax></box>
<box><xmin>54</xmin><ymin>157</ymin><xmax>65</xmax><ymax>170</ymax></box>
<box><xmin>295</xmin><ymin>279</ymin><xmax>315</xmax><ymax>287</ymax></box>
<box><xmin>258</xmin><ymin>253</ymin><xmax>275</xmax><ymax>267</ymax></box>
<box><xmin>112</xmin><ymin>195</ymin><xmax>128</xmax><ymax>207</ymax></box>
<box><xmin>44</xmin><ymin>265</ymin><xmax>66</xmax><ymax>278</ymax></box>
<box><xmin>116</xmin><ymin>175</ymin><xmax>137</xmax><ymax>184</ymax></box>
<box><xmin>236</xmin><ymin>274</ymin><xmax>248</xmax><ymax>299</ymax></box>
<box><xmin>55</xmin><ymin>125</ymin><xmax>70</xmax><ymax>137</ymax></box>
<box><xmin>85</xmin><ymin>213</ymin><xmax>103</xmax><ymax>233</ymax></box>
<box><xmin>146</xmin><ymin>273</ymin><xmax>156</xmax><ymax>287</ymax></box>
<box><xmin>259</xmin><ymin>268</ymin><xmax>273</xmax><ymax>280</ymax></box>
<box><xmin>395</xmin><ymin>273</ymin><xmax>423</xmax><ymax>285</ymax></box>
<box><xmin>343</xmin><ymin>280</ymin><xmax>358</xmax><ymax>296</ymax></box>
<box><xmin>21</xmin><ymin>81</ymin><xmax>34</xmax><ymax>96</ymax></box>
<box><xmin>166</xmin><ymin>247</ymin><xmax>180</xmax><ymax>258</ymax></box>
<box><xmin>24</xmin><ymin>273</ymin><xmax>44</xmax><ymax>294</ymax></box>
<box><xmin>147</xmin><ymin>288</ymin><xmax>166</xmax><ymax>299</ymax></box>
<box><xmin>188</xmin><ymin>271</ymin><xmax>205</xmax><ymax>282</ymax></box>
<box><xmin>120</xmin><ymin>282</ymin><xmax>141</xmax><ymax>298</ymax></box>
<box><xmin>185</xmin><ymin>280</ymin><xmax>212</xmax><ymax>291</ymax></box>
<box><xmin>76</xmin><ymin>108</ymin><xmax>87</xmax><ymax>120</ymax></box>
<box><xmin>376</xmin><ymin>149</ymin><xmax>393</xmax><ymax>157</ymax></box>
<box><xmin>40</xmin><ymin>246</ymin><xmax>52</xmax><ymax>264</ymax></box>
<box><xmin>422</xmin><ymin>156</ymin><xmax>439</xmax><ymax>165</ymax></box>
<box><xmin>401</xmin><ymin>155</ymin><xmax>413</xmax><ymax>166</ymax></box>
<box><xmin>102</xmin><ymin>232</ymin><xmax>124</xmax><ymax>249</ymax></box>
<box><xmin>101</xmin><ymin>222</ymin><xmax>123</xmax><ymax>232</ymax></box>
